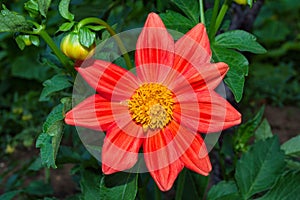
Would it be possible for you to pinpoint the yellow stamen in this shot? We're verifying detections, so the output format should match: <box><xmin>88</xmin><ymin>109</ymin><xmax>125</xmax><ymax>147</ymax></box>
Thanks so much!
<box><xmin>128</xmin><ymin>83</ymin><xmax>174</xmax><ymax>132</ymax></box>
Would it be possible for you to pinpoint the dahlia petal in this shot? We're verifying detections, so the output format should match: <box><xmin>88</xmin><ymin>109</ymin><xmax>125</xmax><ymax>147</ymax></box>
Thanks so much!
<box><xmin>143</xmin><ymin>126</ymin><xmax>184</xmax><ymax>191</ymax></box>
<box><xmin>102</xmin><ymin>123</ymin><xmax>144</xmax><ymax>174</ymax></box>
<box><xmin>174</xmin><ymin>23</ymin><xmax>211</xmax><ymax>75</ymax></box>
<box><xmin>65</xmin><ymin>94</ymin><xmax>116</xmax><ymax>131</ymax></box>
<box><xmin>76</xmin><ymin>59</ymin><xmax>138</xmax><ymax>100</ymax></box>
<box><xmin>173</xmin><ymin>90</ymin><xmax>241</xmax><ymax>133</ymax></box>
<box><xmin>135</xmin><ymin>13</ymin><xmax>175</xmax><ymax>83</ymax></box>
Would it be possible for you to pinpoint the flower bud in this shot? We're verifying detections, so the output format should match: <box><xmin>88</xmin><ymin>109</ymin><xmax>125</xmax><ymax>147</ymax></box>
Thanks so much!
<box><xmin>60</xmin><ymin>32</ymin><xmax>95</xmax><ymax>61</ymax></box>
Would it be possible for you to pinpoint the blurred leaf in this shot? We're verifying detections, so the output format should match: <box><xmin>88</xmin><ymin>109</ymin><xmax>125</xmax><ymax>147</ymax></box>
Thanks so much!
<box><xmin>257</xmin><ymin>171</ymin><xmax>300</xmax><ymax>200</ymax></box>
<box><xmin>170</xmin><ymin>0</ymin><xmax>199</xmax><ymax>25</ymax></box>
<box><xmin>39</xmin><ymin>74</ymin><xmax>72</xmax><ymax>101</ymax></box>
<box><xmin>0</xmin><ymin>5</ymin><xmax>31</xmax><ymax>32</ymax></box>
<box><xmin>15</xmin><ymin>35</ymin><xmax>26</xmax><ymax>50</ymax></box>
<box><xmin>80</xmin><ymin>170</ymin><xmax>102</xmax><ymax>200</ymax></box>
<box><xmin>183</xmin><ymin>170</ymin><xmax>209</xmax><ymax>200</ymax></box>
<box><xmin>160</xmin><ymin>10</ymin><xmax>194</xmax><ymax>33</ymax></box>
<box><xmin>30</xmin><ymin>35</ymin><xmax>40</xmax><ymax>46</ymax></box>
<box><xmin>38</xmin><ymin>0</ymin><xmax>52</xmax><ymax>17</ymax></box>
<box><xmin>36</xmin><ymin>104</ymin><xmax>65</xmax><ymax>168</ymax></box>
<box><xmin>215</xmin><ymin>30</ymin><xmax>266</xmax><ymax>54</ymax></box>
<box><xmin>207</xmin><ymin>181</ymin><xmax>240</xmax><ymax>200</ymax></box>
<box><xmin>212</xmin><ymin>46</ymin><xmax>248</xmax><ymax>102</ymax></box>
<box><xmin>25</xmin><ymin>180</ymin><xmax>53</xmax><ymax>196</ymax></box>
<box><xmin>100</xmin><ymin>172</ymin><xmax>138</xmax><ymax>200</ymax></box>
<box><xmin>85</xmin><ymin>25</ymin><xmax>106</xmax><ymax>31</ymax></box>
<box><xmin>24</xmin><ymin>0</ymin><xmax>39</xmax><ymax>18</ymax></box>
<box><xmin>57</xmin><ymin>21</ymin><xmax>75</xmax><ymax>32</ymax></box>
<box><xmin>254</xmin><ymin>21</ymin><xmax>290</xmax><ymax>44</ymax></box>
<box><xmin>235</xmin><ymin>106</ymin><xmax>264</xmax><ymax>152</ymax></box>
<box><xmin>254</xmin><ymin>118</ymin><xmax>273</xmax><ymax>141</ymax></box>
<box><xmin>79</xmin><ymin>27</ymin><xmax>96</xmax><ymax>48</ymax></box>
<box><xmin>0</xmin><ymin>190</ymin><xmax>22</xmax><ymax>200</ymax></box>
<box><xmin>235</xmin><ymin>137</ymin><xmax>285</xmax><ymax>199</ymax></box>
<box><xmin>281</xmin><ymin>135</ymin><xmax>300</xmax><ymax>157</ymax></box>
<box><xmin>58</xmin><ymin>0</ymin><xmax>74</xmax><ymax>21</ymax></box>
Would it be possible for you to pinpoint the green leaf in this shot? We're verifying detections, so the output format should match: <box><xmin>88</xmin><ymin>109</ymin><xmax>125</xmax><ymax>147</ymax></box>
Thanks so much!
<box><xmin>207</xmin><ymin>181</ymin><xmax>240</xmax><ymax>200</ymax></box>
<box><xmin>24</xmin><ymin>0</ymin><xmax>39</xmax><ymax>18</ymax></box>
<box><xmin>235</xmin><ymin>137</ymin><xmax>286</xmax><ymax>199</ymax></box>
<box><xmin>36</xmin><ymin>104</ymin><xmax>65</xmax><ymax>168</ymax></box>
<box><xmin>170</xmin><ymin>0</ymin><xmax>199</xmax><ymax>25</ymax></box>
<box><xmin>0</xmin><ymin>190</ymin><xmax>22</xmax><ymax>200</ymax></box>
<box><xmin>25</xmin><ymin>180</ymin><xmax>53</xmax><ymax>196</ymax></box>
<box><xmin>79</xmin><ymin>27</ymin><xmax>96</xmax><ymax>48</ymax></box>
<box><xmin>215</xmin><ymin>30</ymin><xmax>266</xmax><ymax>54</ymax></box>
<box><xmin>235</xmin><ymin>106</ymin><xmax>264</xmax><ymax>152</ymax></box>
<box><xmin>57</xmin><ymin>21</ymin><xmax>75</xmax><ymax>32</ymax></box>
<box><xmin>100</xmin><ymin>172</ymin><xmax>138</xmax><ymax>200</ymax></box>
<box><xmin>58</xmin><ymin>0</ymin><xmax>74</xmax><ymax>21</ymax></box>
<box><xmin>254</xmin><ymin>118</ymin><xmax>273</xmax><ymax>141</ymax></box>
<box><xmin>0</xmin><ymin>5</ymin><xmax>31</xmax><ymax>32</ymax></box>
<box><xmin>212</xmin><ymin>46</ymin><xmax>249</xmax><ymax>102</ymax></box>
<box><xmin>30</xmin><ymin>35</ymin><xmax>40</xmax><ymax>46</ymax></box>
<box><xmin>281</xmin><ymin>135</ymin><xmax>300</xmax><ymax>156</ymax></box>
<box><xmin>160</xmin><ymin>10</ymin><xmax>194</xmax><ymax>34</ymax></box>
<box><xmin>183</xmin><ymin>170</ymin><xmax>209</xmax><ymax>200</ymax></box>
<box><xmin>85</xmin><ymin>25</ymin><xmax>106</xmax><ymax>31</ymax></box>
<box><xmin>39</xmin><ymin>74</ymin><xmax>72</xmax><ymax>101</ymax></box>
<box><xmin>80</xmin><ymin>170</ymin><xmax>102</xmax><ymax>200</ymax></box>
<box><xmin>38</xmin><ymin>0</ymin><xmax>52</xmax><ymax>17</ymax></box>
<box><xmin>257</xmin><ymin>171</ymin><xmax>300</xmax><ymax>200</ymax></box>
<box><xmin>15</xmin><ymin>35</ymin><xmax>26</xmax><ymax>50</ymax></box>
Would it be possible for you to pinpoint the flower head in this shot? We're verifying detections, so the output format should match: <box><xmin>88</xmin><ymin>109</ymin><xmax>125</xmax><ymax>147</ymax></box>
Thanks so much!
<box><xmin>65</xmin><ymin>13</ymin><xmax>241</xmax><ymax>191</ymax></box>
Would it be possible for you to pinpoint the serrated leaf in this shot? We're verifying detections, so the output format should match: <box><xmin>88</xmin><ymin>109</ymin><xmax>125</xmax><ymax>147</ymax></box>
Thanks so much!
<box><xmin>100</xmin><ymin>172</ymin><xmax>138</xmax><ymax>200</ymax></box>
<box><xmin>281</xmin><ymin>135</ymin><xmax>300</xmax><ymax>156</ymax></box>
<box><xmin>215</xmin><ymin>30</ymin><xmax>266</xmax><ymax>54</ymax></box>
<box><xmin>170</xmin><ymin>0</ymin><xmax>199</xmax><ymax>25</ymax></box>
<box><xmin>235</xmin><ymin>137</ymin><xmax>286</xmax><ymax>199</ymax></box>
<box><xmin>0</xmin><ymin>190</ymin><xmax>22</xmax><ymax>200</ymax></box>
<box><xmin>58</xmin><ymin>0</ymin><xmax>74</xmax><ymax>21</ymax></box>
<box><xmin>212</xmin><ymin>46</ymin><xmax>249</xmax><ymax>102</ymax></box>
<box><xmin>57</xmin><ymin>21</ymin><xmax>74</xmax><ymax>32</ymax></box>
<box><xmin>255</xmin><ymin>118</ymin><xmax>273</xmax><ymax>141</ymax></box>
<box><xmin>36</xmin><ymin>104</ymin><xmax>65</xmax><ymax>168</ymax></box>
<box><xmin>160</xmin><ymin>10</ymin><xmax>194</xmax><ymax>34</ymax></box>
<box><xmin>38</xmin><ymin>0</ymin><xmax>51</xmax><ymax>17</ymax></box>
<box><xmin>257</xmin><ymin>171</ymin><xmax>300</xmax><ymax>200</ymax></box>
<box><xmin>0</xmin><ymin>6</ymin><xmax>31</xmax><ymax>32</ymax></box>
<box><xmin>79</xmin><ymin>27</ymin><xmax>96</xmax><ymax>48</ymax></box>
<box><xmin>80</xmin><ymin>170</ymin><xmax>102</xmax><ymax>200</ymax></box>
<box><xmin>207</xmin><ymin>181</ymin><xmax>240</xmax><ymax>200</ymax></box>
<box><xmin>39</xmin><ymin>74</ymin><xmax>72</xmax><ymax>101</ymax></box>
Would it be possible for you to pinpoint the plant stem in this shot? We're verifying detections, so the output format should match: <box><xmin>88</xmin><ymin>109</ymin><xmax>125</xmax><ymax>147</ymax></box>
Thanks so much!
<box><xmin>154</xmin><ymin>184</ymin><xmax>162</xmax><ymax>200</ymax></box>
<box><xmin>209</xmin><ymin>0</ymin><xmax>220</xmax><ymax>40</ymax></box>
<box><xmin>199</xmin><ymin>0</ymin><xmax>205</xmax><ymax>24</ymax></box>
<box><xmin>212</xmin><ymin>0</ymin><xmax>231</xmax><ymax>37</ymax></box>
<box><xmin>39</xmin><ymin>30</ymin><xmax>74</xmax><ymax>74</ymax></box>
<box><xmin>175</xmin><ymin>168</ymin><xmax>187</xmax><ymax>200</ymax></box>
<box><xmin>44</xmin><ymin>168</ymin><xmax>50</xmax><ymax>184</ymax></box>
<box><xmin>77</xmin><ymin>17</ymin><xmax>133</xmax><ymax>70</ymax></box>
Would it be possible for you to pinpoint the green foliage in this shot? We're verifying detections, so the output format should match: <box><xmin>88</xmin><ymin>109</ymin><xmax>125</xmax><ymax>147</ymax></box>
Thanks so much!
<box><xmin>100</xmin><ymin>172</ymin><xmax>138</xmax><ymax>200</ymax></box>
<box><xmin>79</xmin><ymin>26</ymin><xmax>96</xmax><ymax>48</ymax></box>
<box><xmin>170</xmin><ymin>0</ymin><xmax>199</xmax><ymax>25</ymax></box>
<box><xmin>235</xmin><ymin>137</ymin><xmax>285</xmax><ymax>199</ymax></box>
<box><xmin>58</xmin><ymin>0</ymin><xmax>74</xmax><ymax>21</ymax></box>
<box><xmin>254</xmin><ymin>118</ymin><xmax>273</xmax><ymax>141</ymax></box>
<box><xmin>281</xmin><ymin>135</ymin><xmax>300</xmax><ymax>157</ymax></box>
<box><xmin>0</xmin><ymin>5</ymin><xmax>31</xmax><ymax>33</ymax></box>
<box><xmin>207</xmin><ymin>181</ymin><xmax>240</xmax><ymax>200</ymax></box>
<box><xmin>38</xmin><ymin>0</ymin><xmax>52</xmax><ymax>18</ymax></box>
<box><xmin>80</xmin><ymin>170</ymin><xmax>102</xmax><ymax>200</ymax></box>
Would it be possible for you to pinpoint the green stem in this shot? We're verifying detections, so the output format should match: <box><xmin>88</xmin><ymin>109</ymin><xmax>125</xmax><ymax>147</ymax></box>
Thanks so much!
<box><xmin>212</xmin><ymin>0</ymin><xmax>231</xmax><ymax>37</ymax></box>
<box><xmin>199</xmin><ymin>0</ymin><xmax>205</xmax><ymax>24</ymax></box>
<box><xmin>77</xmin><ymin>17</ymin><xmax>133</xmax><ymax>70</ymax></box>
<box><xmin>39</xmin><ymin>30</ymin><xmax>74</xmax><ymax>74</ymax></box>
<box><xmin>209</xmin><ymin>0</ymin><xmax>220</xmax><ymax>40</ymax></box>
<box><xmin>175</xmin><ymin>168</ymin><xmax>187</xmax><ymax>200</ymax></box>
<box><xmin>44</xmin><ymin>168</ymin><xmax>50</xmax><ymax>184</ymax></box>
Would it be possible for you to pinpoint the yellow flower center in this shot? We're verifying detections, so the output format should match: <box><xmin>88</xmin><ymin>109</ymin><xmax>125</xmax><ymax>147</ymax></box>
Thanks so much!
<box><xmin>128</xmin><ymin>83</ymin><xmax>174</xmax><ymax>132</ymax></box>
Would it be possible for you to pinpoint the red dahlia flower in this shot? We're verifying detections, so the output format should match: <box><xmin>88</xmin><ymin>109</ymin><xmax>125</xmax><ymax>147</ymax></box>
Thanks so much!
<box><xmin>65</xmin><ymin>13</ymin><xmax>241</xmax><ymax>191</ymax></box>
